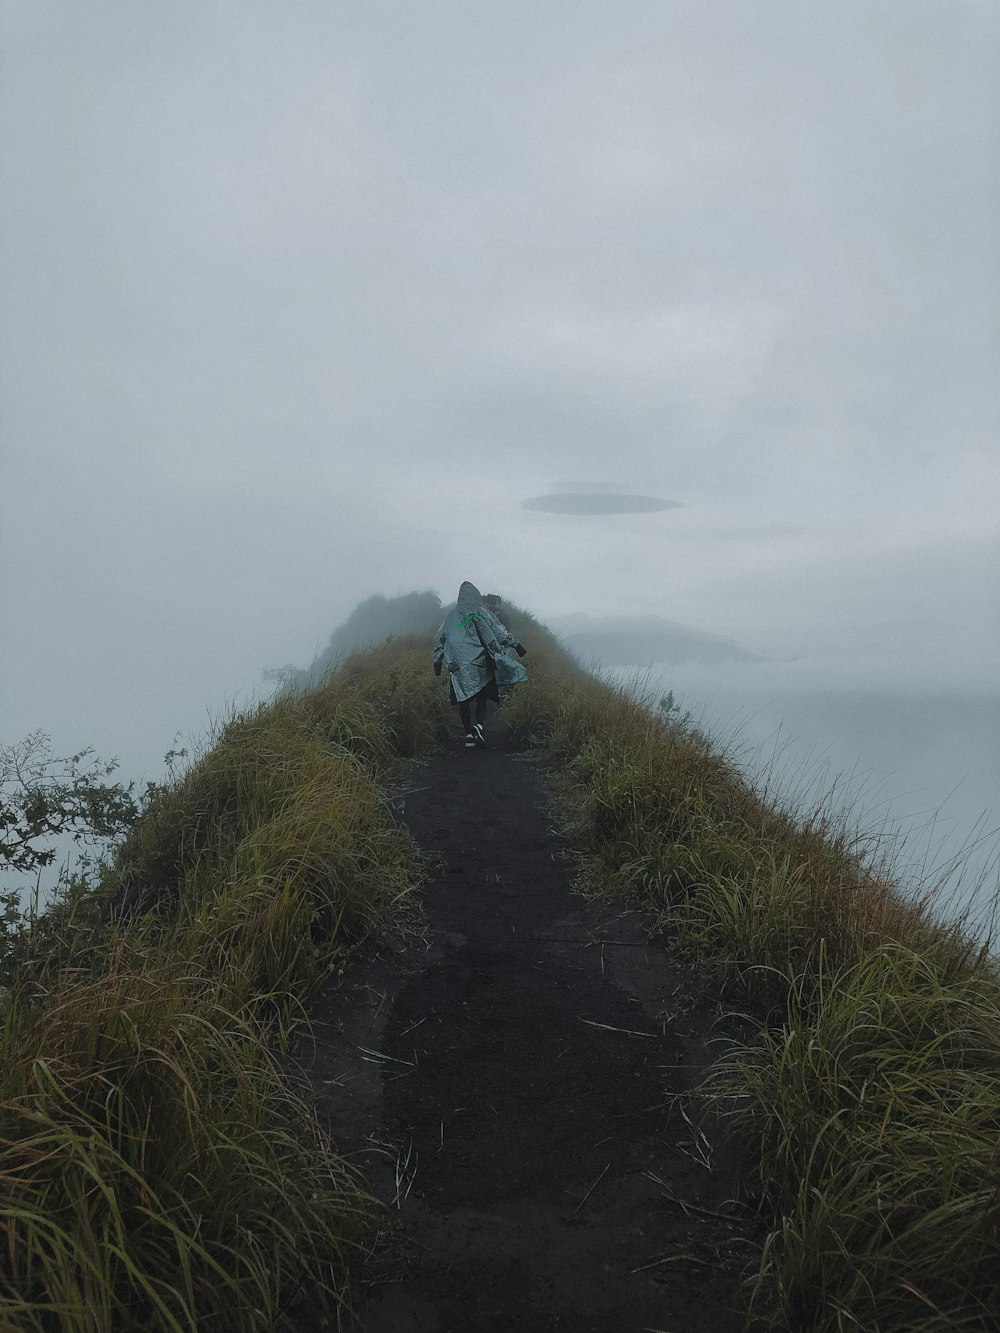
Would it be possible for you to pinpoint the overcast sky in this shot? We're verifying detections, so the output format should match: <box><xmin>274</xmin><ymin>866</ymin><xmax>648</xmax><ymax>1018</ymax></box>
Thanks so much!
<box><xmin>2</xmin><ymin>0</ymin><xmax>998</xmax><ymax>782</ymax></box>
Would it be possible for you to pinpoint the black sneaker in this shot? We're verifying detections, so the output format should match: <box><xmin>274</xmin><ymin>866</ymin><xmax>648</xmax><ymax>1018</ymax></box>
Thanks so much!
<box><xmin>464</xmin><ymin>733</ymin><xmax>476</xmax><ymax>748</ymax></box>
<box><xmin>473</xmin><ymin>723</ymin><xmax>486</xmax><ymax>748</ymax></box>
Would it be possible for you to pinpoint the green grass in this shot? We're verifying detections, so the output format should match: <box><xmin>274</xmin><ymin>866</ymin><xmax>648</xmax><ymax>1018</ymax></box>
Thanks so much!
<box><xmin>1</xmin><ymin>956</ymin><xmax>372</xmax><ymax>1331</ymax></box>
<box><xmin>5</xmin><ymin>602</ymin><xmax>997</xmax><ymax>1330</ymax></box>
<box><xmin>500</xmin><ymin>607</ymin><xmax>1000</xmax><ymax>1331</ymax></box>
<box><xmin>0</xmin><ymin>632</ymin><xmax>450</xmax><ymax>1330</ymax></box>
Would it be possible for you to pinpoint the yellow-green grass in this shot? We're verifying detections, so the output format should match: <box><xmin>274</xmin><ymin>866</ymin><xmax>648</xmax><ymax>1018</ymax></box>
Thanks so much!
<box><xmin>500</xmin><ymin>609</ymin><xmax>1000</xmax><ymax>1331</ymax></box>
<box><xmin>6</xmin><ymin>602</ymin><xmax>997</xmax><ymax>1330</ymax></box>
<box><xmin>0</xmin><ymin>634</ymin><xmax>448</xmax><ymax>1330</ymax></box>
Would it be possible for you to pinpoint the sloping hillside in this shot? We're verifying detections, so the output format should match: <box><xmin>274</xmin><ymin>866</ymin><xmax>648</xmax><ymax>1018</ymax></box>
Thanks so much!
<box><xmin>1</xmin><ymin>595</ymin><xmax>996</xmax><ymax>1332</ymax></box>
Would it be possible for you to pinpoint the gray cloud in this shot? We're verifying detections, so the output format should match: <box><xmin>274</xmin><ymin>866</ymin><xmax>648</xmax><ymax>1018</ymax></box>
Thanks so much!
<box><xmin>1</xmin><ymin>0</ymin><xmax>998</xmax><ymax>791</ymax></box>
<box><xmin>522</xmin><ymin>494</ymin><xmax>681</xmax><ymax>515</ymax></box>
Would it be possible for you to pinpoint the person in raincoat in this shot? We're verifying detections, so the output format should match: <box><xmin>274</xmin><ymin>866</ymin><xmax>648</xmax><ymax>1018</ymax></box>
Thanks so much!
<box><xmin>433</xmin><ymin>581</ymin><xmax>527</xmax><ymax>748</ymax></box>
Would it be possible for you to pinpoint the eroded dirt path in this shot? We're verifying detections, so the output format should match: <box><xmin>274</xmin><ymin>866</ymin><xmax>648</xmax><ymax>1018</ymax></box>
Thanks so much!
<box><xmin>293</xmin><ymin>731</ymin><xmax>756</xmax><ymax>1333</ymax></box>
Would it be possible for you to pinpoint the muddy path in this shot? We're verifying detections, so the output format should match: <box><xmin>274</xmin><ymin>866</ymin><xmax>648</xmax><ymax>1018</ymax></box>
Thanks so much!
<box><xmin>291</xmin><ymin>727</ymin><xmax>759</xmax><ymax>1333</ymax></box>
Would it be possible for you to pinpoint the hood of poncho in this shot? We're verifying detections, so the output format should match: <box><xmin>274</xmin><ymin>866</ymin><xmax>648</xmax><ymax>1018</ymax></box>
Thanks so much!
<box><xmin>456</xmin><ymin>581</ymin><xmax>483</xmax><ymax>617</ymax></box>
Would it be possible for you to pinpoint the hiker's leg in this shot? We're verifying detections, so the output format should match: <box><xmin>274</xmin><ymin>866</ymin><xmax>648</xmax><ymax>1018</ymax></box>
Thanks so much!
<box><xmin>474</xmin><ymin>688</ymin><xmax>489</xmax><ymax>725</ymax></box>
<box><xmin>459</xmin><ymin>698</ymin><xmax>473</xmax><ymax>732</ymax></box>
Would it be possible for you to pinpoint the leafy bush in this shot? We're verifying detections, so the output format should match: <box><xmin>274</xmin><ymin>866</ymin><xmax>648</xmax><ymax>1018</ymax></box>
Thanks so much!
<box><xmin>0</xmin><ymin>731</ymin><xmax>145</xmax><ymax>876</ymax></box>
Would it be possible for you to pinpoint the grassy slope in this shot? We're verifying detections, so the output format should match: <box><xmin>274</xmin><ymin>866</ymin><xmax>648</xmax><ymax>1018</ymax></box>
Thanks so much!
<box><xmin>2</xmin><ymin>607</ymin><xmax>997</xmax><ymax>1330</ymax></box>
<box><xmin>500</xmin><ymin>605</ymin><xmax>999</xmax><ymax>1332</ymax></box>
<box><xmin>0</xmin><ymin>637</ymin><xmax>449</xmax><ymax>1331</ymax></box>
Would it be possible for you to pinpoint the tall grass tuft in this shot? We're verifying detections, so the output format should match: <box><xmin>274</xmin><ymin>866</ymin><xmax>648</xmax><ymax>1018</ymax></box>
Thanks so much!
<box><xmin>1</xmin><ymin>955</ymin><xmax>373</xmax><ymax>1331</ymax></box>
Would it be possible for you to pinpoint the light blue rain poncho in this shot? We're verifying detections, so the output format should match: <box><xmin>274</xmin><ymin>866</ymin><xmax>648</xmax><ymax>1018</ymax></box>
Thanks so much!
<box><xmin>433</xmin><ymin>582</ymin><xmax>528</xmax><ymax>704</ymax></box>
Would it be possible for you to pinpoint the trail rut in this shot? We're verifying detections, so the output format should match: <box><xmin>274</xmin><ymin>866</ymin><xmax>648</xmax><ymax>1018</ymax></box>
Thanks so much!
<box><xmin>292</xmin><ymin>728</ymin><xmax>758</xmax><ymax>1333</ymax></box>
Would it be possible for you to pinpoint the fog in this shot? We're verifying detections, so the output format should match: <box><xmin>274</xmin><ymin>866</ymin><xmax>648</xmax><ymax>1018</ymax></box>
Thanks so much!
<box><xmin>604</xmin><ymin>657</ymin><xmax>1000</xmax><ymax>935</ymax></box>
<box><xmin>2</xmin><ymin>3</ymin><xmax>998</xmax><ymax>916</ymax></box>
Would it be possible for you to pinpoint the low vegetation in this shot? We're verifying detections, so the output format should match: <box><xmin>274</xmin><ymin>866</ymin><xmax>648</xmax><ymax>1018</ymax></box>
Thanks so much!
<box><xmin>501</xmin><ymin>606</ymin><xmax>1000</xmax><ymax>1332</ymax></box>
<box><xmin>0</xmin><ymin>636</ymin><xmax>449</xmax><ymax>1331</ymax></box>
<box><xmin>3</xmin><ymin>597</ymin><xmax>996</xmax><ymax>1330</ymax></box>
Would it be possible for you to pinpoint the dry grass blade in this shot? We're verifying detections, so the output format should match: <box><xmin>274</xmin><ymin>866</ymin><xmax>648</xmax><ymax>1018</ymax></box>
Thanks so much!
<box><xmin>572</xmin><ymin>1162</ymin><xmax>611</xmax><ymax>1215</ymax></box>
<box><xmin>579</xmin><ymin>1018</ymin><xmax>658</xmax><ymax>1038</ymax></box>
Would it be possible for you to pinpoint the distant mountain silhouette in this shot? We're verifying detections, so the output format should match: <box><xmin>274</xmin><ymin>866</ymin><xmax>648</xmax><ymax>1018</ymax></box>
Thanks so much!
<box><xmin>270</xmin><ymin>596</ymin><xmax>759</xmax><ymax>695</ymax></box>
<box><xmin>548</xmin><ymin>614</ymin><xmax>760</xmax><ymax>667</ymax></box>
<box><xmin>282</xmin><ymin>591</ymin><xmax>444</xmax><ymax>690</ymax></box>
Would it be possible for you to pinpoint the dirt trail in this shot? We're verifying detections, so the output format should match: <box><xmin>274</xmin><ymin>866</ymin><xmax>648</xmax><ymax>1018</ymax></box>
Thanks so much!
<box><xmin>292</xmin><ymin>728</ymin><xmax>757</xmax><ymax>1333</ymax></box>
